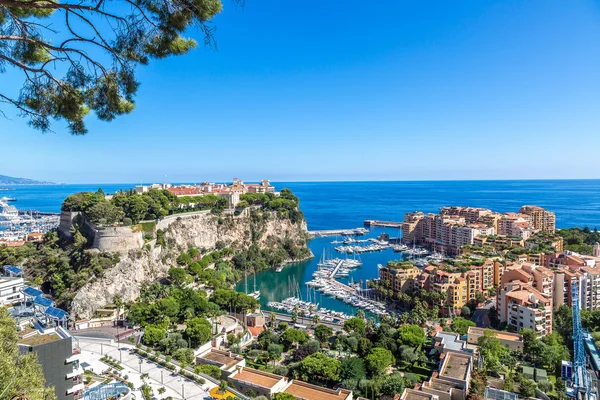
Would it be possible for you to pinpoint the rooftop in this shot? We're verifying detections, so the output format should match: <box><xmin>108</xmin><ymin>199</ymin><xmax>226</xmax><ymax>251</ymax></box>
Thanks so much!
<box><xmin>434</xmin><ymin>332</ymin><xmax>467</xmax><ymax>352</ymax></box>
<box><xmin>284</xmin><ymin>381</ymin><xmax>351</xmax><ymax>400</ymax></box>
<box><xmin>401</xmin><ymin>389</ymin><xmax>439</xmax><ymax>400</ymax></box>
<box><xmin>230</xmin><ymin>368</ymin><xmax>283</xmax><ymax>389</ymax></box>
<box><xmin>198</xmin><ymin>349</ymin><xmax>241</xmax><ymax>369</ymax></box>
<box><xmin>440</xmin><ymin>352</ymin><xmax>471</xmax><ymax>381</ymax></box>
<box><xmin>467</xmin><ymin>327</ymin><xmax>522</xmax><ymax>342</ymax></box>
<box><xmin>19</xmin><ymin>332</ymin><xmax>61</xmax><ymax>346</ymax></box>
<box><xmin>425</xmin><ymin>377</ymin><xmax>463</xmax><ymax>392</ymax></box>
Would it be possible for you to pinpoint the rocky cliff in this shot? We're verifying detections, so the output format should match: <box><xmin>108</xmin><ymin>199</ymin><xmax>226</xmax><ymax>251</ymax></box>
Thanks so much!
<box><xmin>70</xmin><ymin>210</ymin><xmax>308</xmax><ymax>319</ymax></box>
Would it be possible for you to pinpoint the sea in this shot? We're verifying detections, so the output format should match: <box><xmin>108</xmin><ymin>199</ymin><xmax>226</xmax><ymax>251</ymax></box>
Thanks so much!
<box><xmin>4</xmin><ymin>180</ymin><xmax>600</xmax><ymax>317</ymax></box>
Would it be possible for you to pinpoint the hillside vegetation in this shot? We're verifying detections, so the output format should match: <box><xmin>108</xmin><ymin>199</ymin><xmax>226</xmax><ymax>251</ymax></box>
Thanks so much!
<box><xmin>558</xmin><ymin>227</ymin><xmax>600</xmax><ymax>255</ymax></box>
<box><xmin>1</xmin><ymin>188</ymin><xmax>308</xmax><ymax>313</ymax></box>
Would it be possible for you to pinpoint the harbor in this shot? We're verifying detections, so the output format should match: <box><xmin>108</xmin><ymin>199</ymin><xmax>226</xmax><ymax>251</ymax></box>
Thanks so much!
<box><xmin>236</xmin><ymin>225</ymin><xmax>431</xmax><ymax>322</ymax></box>
<box><xmin>0</xmin><ymin>198</ymin><xmax>60</xmax><ymax>243</ymax></box>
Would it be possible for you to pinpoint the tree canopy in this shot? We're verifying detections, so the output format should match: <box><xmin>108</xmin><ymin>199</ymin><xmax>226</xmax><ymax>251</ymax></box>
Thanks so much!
<box><xmin>398</xmin><ymin>324</ymin><xmax>426</xmax><ymax>347</ymax></box>
<box><xmin>365</xmin><ymin>347</ymin><xmax>395</xmax><ymax>376</ymax></box>
<box><xmin>295</xmin><ymin>352</ymin><xmax>341</xmax><ymax>384</ymax></box>
<box><xmin>450</xmin><ymin>317</ymin><xmax>476</xmax><ymax>336</ymax></box>
<box><xmin>0</xmin><ymin>0</ymin><xmax>225</xmax><ymax>134</ymax></box>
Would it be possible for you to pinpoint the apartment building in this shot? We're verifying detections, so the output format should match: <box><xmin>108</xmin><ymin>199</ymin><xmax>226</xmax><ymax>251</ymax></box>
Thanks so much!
<box><xmin>544</xmin><ymin>252</ymin><xmax>596</xmax><ymax>269</ymax></box>
<box><xmin>468</xmin><ymin>259</ymin><xmax>495</xmax><ymax>293</ymax></box>
<box><xmin>579</xmin><ymin>267</ymin><xmax>600</xmax><ymax>311</ymax></box>
<box><xmin>519</xmin><ymin>206</ymin><xmax>556</xmax><ymax>233</ymax></box>
<box><xmin>439</xmin><ymin>206</ymin><xmax>493</xmax><ymax>224</ymax></box>
<box><xmin>0</xmin><ymin>275</ymin><xmax>24</xmax><ymax>306</ymax></box>
<box><xmin>520</xmin><ymin>263</ymin><xmax>554</xmax><ymax>299</ymax></box>
<box><xmin>429</xmin><ymin>270</ymin><xmax>468</xmax><ymax>309</ymax></box>
<box><xmin>18</xmin><ymin>325</ymin><xmax>82</xmax><ymax>400</ymax></box>
<box><xmin>378</xmin><ymin>262</ymin><xmax>420</xmax><ymax>298</ymax></box>
<box><xmin>499</xmin><ymin>213</ymin><xmax>537</xmax><ymax>240</ymax></box>
<box><xmin>403</xmin><ymin>206</ymin><xmax>554</xmax><ymax>252</ymax></box>
<box><xmin>406</xmin><ymin>214</ymin><xmax>495</xmax><ymax>255</ymax></box>
<box><xmin>498</xmin><ymin>281</ymin><xmax>552</xmax><ymax>337</ymax></box>
<box><xmin>402</xmin><ymin>212</ymin><xmax>425</xmax><ymax>243</ymax></box>
<box><xmin>472</xmin><ymin>235</ymin><xmax>525</xmax><ymax>250</ymax></box>
<box><xmin>421</xmin><ymin>350</ymin><xmax>473</xmax><ymax>400</ymax></box>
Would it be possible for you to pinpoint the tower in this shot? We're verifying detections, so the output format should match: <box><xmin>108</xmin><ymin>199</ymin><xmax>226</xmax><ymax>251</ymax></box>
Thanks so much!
<box><xmin>593</xmin><ymin>242</ymin><xmax>600</xmax><ymax>257</ymax></box>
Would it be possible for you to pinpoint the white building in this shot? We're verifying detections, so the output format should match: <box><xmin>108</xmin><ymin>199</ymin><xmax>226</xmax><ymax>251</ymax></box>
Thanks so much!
<box><xmin>580</xmin><ymin>267</ymin><xmax>600</xmax><ymax>311</ymax></box>
<box><xmin>0</xmin><ymin>276</ymin><xmax>24</xmax><ymax>306</ymax></box>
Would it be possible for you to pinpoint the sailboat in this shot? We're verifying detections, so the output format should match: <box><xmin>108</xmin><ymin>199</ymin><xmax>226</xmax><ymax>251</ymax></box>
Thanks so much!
<box><xmin>249</xmin><ymin>269</ymin><xmax>261</xmax><ymax>299</ymax></box>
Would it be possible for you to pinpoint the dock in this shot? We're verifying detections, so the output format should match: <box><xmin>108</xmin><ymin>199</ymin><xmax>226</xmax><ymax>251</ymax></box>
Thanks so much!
<box><xmin>328</xmin><ymin>259</ymin><xmax>344</xmax><ymax>279</ymax></box>
<box><xmin>308</xmin><ymin>227</ymin><xmax>368</xmax><ymax>237</ymax></box>
<box><xmin>363</xmin><ymin>219</ymin><xmax>403</xmax><ymax>228</ymax></box>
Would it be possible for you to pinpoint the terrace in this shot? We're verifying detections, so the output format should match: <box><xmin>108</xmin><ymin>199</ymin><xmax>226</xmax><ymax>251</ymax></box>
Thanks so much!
<box><xmin>196</xmin><ymin>348</ymin><xmax>244</xmax><ymax>371</ymax></box>
<box><xmin>425</xmin><ymin>378</ymin><xmax>462</xmax><ymax>392</ymax></box>
<box><xmin>401</xmin><ymin>389</ymin><xmax>439</xmax><ymax>400</ymax></box>
<box><xmin>19</xmin><ymin>332</ymin><xmax>61</xmax><ymax>346</ymax></box>
<box><xmin>284</xmin><ymin>381</ymin><xmax>352</xmax><ymax>400</ymax></box>
<box><xmin>227</xmin><ymin>367</ymin><xmax>289</xmax><ymax>396</ymax></box>
<box><xmin>440</xmin><ymin>352</ymin><xmax>471</xmax><ymax>381</ymax></box>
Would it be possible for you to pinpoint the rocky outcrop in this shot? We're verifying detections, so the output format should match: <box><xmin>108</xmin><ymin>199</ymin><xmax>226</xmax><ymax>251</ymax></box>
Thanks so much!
<box><xmin>70</xmin><ymin>210</ymin><xmax>308</xmax><ymax>319</ymax></box>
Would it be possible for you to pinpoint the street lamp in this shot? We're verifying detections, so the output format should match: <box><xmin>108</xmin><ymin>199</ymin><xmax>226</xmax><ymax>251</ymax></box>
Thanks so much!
<box><xmin>138</xmin><ymin>358</ymin><xmax>142</xmax><ymax>373</ymax></box>
<box><xmin>179</xmin><ymin>378</ymin><xmax>185</xmax><ymax>400</ymax></box>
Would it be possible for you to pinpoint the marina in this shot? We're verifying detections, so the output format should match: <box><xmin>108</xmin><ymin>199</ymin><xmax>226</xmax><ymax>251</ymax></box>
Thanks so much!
<box><xmin>0</xmin><ymin>198</ymin><xmax>60</xmax><ymax>242</ymax></box>
<box><xmin>237</xmin><ymin>226</ymin><xmax>416</xmax><ymax>321</ymax></box>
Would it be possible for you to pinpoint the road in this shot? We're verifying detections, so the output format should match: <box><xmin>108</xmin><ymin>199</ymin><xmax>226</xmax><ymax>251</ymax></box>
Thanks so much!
<box><xmin>471</xmin><ymin>299</ymin><xmax>496</xmax><ymax>328</ymax></box>
<box><xmin>77</xmin><ymin>339</ymin><xmax>214</xmax><ymax>400</ymax></box>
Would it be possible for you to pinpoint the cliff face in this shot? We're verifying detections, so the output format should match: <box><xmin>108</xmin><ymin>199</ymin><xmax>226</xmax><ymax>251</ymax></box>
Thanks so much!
<box><xmin>70</xmin><ymin>211</ymin><xmax>308</xmax><ymax>319</ymax></box>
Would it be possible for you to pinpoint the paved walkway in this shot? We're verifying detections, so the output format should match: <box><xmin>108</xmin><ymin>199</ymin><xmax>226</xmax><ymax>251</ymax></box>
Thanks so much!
<box><xmin>77</xmin><ymin>339</ymin><xmax>214</xmax><ymax>400</ymax></box>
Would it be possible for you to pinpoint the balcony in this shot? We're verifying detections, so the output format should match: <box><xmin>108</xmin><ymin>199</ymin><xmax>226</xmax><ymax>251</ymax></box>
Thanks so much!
<box><xmin>66</xmin><ymin>366</ymin><xmax>84</xmax><ymax>379</ymax></box>
<box><xmin>67</xmin><ymin>383</ymin><xmax>85</xmax><ymax>394</ymax></box>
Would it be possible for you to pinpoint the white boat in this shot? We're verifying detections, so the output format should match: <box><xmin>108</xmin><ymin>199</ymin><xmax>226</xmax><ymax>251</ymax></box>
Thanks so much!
<box><xmin>392</xmin><ymin>244</ymin><xmax>409</xmax><ymax>252</ymax></box>
<box><xmin>0</xmin><ymin>201</ymin><xmax>19</xmax><ymax>222</ymax></box>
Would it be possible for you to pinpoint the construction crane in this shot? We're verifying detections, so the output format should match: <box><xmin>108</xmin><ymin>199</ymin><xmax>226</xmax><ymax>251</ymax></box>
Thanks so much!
<box><xmin>571</xmin><ymin>281</ymin><xmax>595</xmax><ymax>400</ymax></box>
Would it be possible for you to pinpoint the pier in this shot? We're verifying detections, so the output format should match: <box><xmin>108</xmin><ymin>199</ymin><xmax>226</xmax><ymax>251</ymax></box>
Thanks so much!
<box><xmin>363</xmin><ymin>219</ymin><xmax>403</xmax><ymax>228</ymax></box>
<box><xmin>328</xmin><ymin>259</ymin><xmax>344</xmax><ymax>279</ymax></box>
<box><xmin>308</xmin><ymin>227</ymin><xmax>368</xmax><ymax>237</ymax></box>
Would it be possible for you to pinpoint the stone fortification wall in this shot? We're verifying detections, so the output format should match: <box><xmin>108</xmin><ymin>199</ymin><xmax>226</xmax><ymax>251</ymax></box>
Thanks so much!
<box><xmin>58</xmin><ymin>211</ymin><xmax>79</xmax><ymax>240</ymax></box>
<box><xmin>58</xmin><ymin>210</ymin><xmax>143</xmax><ymax>252</ymax></box>
<box><xmin>91</xmin><ymin>225</ymin><xmax>144</xmax><ymax>252</ymax></box>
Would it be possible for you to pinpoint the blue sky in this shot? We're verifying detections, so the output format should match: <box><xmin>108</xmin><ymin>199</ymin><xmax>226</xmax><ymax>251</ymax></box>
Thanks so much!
<box><xmin>1</xmin><ymin>0</ymin><xmax>600</xmax><ymax>183</ymax></box>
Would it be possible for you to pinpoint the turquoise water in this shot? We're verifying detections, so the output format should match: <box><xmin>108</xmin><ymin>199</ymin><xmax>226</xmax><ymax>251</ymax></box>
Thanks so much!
<box><xmin>6</xmin><ymin>180</ymin><xmax>600</xmax><ymax>316</ymax></box>
<box><xmin>235</xmin><ymin>226</ymin><xmax>402</xmax><ymax>317</ymax></box>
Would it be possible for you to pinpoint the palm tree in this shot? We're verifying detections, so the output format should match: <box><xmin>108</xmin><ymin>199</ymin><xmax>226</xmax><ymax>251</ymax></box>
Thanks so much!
<box><xmin>269</xmin><ymin>312</ymin><xmax>276</xmax><ymax>327</ymax></box>
<box><xmin>291</xmin><ymin>311</ymin><xmax>298</xmax><ymax>324</ymax></box>
<box><xmin>158</xmin><ymin>387</ymin><xmax>166</xmax><ymax>397</ymax></box>
<box><xmin>312</xmin><ymin>314</ymin><xmax>320</xmax><ymax>326</ymax></box>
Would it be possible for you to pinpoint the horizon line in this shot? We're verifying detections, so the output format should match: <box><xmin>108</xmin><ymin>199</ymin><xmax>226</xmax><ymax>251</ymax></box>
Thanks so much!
<box><xmin>15</xmin><ymin>177</ymin><xmax>600</xmax><ymax>185</ymax></box>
